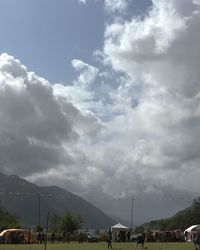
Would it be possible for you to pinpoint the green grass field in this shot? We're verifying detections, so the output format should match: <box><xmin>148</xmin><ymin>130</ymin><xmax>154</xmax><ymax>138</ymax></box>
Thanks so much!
<box><xmin>0</xmin><ymin>242</ymin><xmax>196</xmax><ymax>250</ymax></box>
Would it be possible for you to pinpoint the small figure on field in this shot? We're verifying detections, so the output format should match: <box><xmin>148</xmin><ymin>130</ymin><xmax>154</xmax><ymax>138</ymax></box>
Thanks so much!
<box><xmin>62</xmin><ymin>231</ymin><xmax>66</xmax><ymax>242</ymax></box>
<box><xmin>41</xmin><ymin>232</ymin><xmax>45</xmax><ymax>243</ymax></box>
<box><xmin>79</xmin><ymin>231</ymin><xmax>84</xmax><ymax>243</ymax></box>
<box><xmin>66</xmin><ymin>232</ymin><xmax>71</xmax><ymax>243</ymax></box>
<box><xmin>50</xmin><ymin>232</ymin><xmax>55</xmax><ymax>244</ymax></box>
<box><xmin>27</xmin><ymin>230</ymin><xmax>31</xmax><ymax>244</ymax></box>
<box><xmin>37</xmin><ymin>232</ymin><xmax>41</xmax><ymax>244</ymax></box>
<box><xmin>136</xmin><ymin>232</ymin><xmax>145</xmax><ymax>248</ymax></box>
<box><xmin>107</xmin><ymin>227</ymin><xmax>113</xmax><ymax>249</ymax></box>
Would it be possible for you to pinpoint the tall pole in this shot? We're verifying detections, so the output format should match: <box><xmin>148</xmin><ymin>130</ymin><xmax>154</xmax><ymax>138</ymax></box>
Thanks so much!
<box><xmin>44</xmin><ymin>211</ymin><xmax>49</xmax><ymax>250</ymax></box>
<box><xmin>38</xmin><ymin>194</ymin><xmax>41</xmax><ymax>226</ymax></box>
<box><xmin>130</xmin><ymin>197</ymin><xmax>134</xmax><ymax>232</ymax></box>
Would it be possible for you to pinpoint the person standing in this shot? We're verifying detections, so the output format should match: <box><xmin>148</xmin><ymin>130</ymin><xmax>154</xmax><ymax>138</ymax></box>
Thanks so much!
<box><xmin>50</xmin><ymin>232</ymin><xmax>55</xmax><ymax>244</ymax></box>
<box><xmin>41</xmin><ymin>232</ymin><xmax>45</xmax><ymax>244</ymax></box>
<box><xmin>27</xmin><ymin>230</ymin><xmax>31</xmax><ymax>244</ymax></box>
<box><xmin>79</xmin><ymin>231</ymin><xmax>84</xmax><ymax>243</ymax></box>
<box><xmin>62</xmin><ymin>231</ymin><xmax>66</xmax><ymax>243</ymax></box>
<box><xmin>37</xmin><ymin>232</ymin><xmax>41</xmax><ymax>244</ymax></box>
<box><xmin>66</xmin><ymin>232</ymin><xmax>71</xmax><ymax>243</ymax></box>
<box><xmin>107</xmin><ymin>227</ymin><xmax>113</xmax><ymax>249</ymax></box>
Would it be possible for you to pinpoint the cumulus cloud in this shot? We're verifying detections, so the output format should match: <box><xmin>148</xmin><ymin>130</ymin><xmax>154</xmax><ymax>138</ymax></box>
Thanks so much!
<box><xmin>1</xmin><ymin>0</ymin><xmax>200</xmax><ymax>223</ymax></box>
<box><xmin>101</xmin><ymin>0</ymin><xmax>200</xmax><ymax>197</ymax></box>
<box><xmin>0</xmin><ymin>53</ymin><xmax>102</xmax><ymax>191</ymax></box>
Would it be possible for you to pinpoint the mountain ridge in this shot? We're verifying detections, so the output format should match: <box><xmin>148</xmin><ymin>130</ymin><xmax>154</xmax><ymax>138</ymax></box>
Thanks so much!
<box><xmin>0</xmin><ymin>172</ymin><xmax>115</xmax><ymax>229</ymax></box>
<box><xmin>139</xmin><ymin>198</ymin><xmax>200</xmax><ymax>231</ymax></box>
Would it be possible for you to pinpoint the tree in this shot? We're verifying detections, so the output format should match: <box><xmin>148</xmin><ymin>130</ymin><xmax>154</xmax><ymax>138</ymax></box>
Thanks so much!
<box><xmin>35</xmin><ymin>225</ymin><xmax>44</xmax><ymax>232</ymax></box>
<box><xmin>0</xmin><ymin>207</ymin><xmax>20</xmax><ymax>231</ymax></box>
<box><xmin>134</xmin><ymin>226</ymin><xmax>145</xmax><ymax>233</ymax></box>
<box><xmin>50</xmin><ymin>213</ymin><xmax>61</xmax><ymax>233</ymax></box>
<box><xmin>142</xmin><ymin>197</ymin><xmax>200</xmax><ymax>231</ymax></box>
<box><xmin>59</xmin><ymin>212</ymin><xmax>83</xmax><ymax>233</ymax></box>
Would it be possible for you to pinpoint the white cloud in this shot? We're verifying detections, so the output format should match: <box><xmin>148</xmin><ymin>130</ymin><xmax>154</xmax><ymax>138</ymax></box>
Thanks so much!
<box><xmin>1</xmin><ymin>1</ymin><xmax>200</xmax><ymax>219</ymax></box>
<box><xmin>78</xmin><ymin>0</ymin><xmax>87</xmax><ymax>4</ymax></box>
<box><xmin>0</xmin><ymin>53</ymin><xmax>102</xmax><ymax>188</ymax></box>
<box><xmin>99</xmin><ymin>0</ymin><xmax>200</xmax><ymax>197</ymax></box>
<box><xmin>71</xmin><ymin>59</ymin><xmax>99</xmax><ymax>86</ymax></box>
<box><xmin>77</xmin><ymin>0</ymin><xmax>130</xmax><ymax>13</ymax></box>
<box><xmin>104</xmin><ymin>0</ymin><xmax>130</xmax><ymax>13</ymax></box>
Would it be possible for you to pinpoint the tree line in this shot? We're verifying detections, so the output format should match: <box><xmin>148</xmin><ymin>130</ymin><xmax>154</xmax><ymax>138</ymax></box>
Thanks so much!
<box><xmin>0</xmin><ymin>204</ymin><xmax>83</xmax><ymax>235</ymax></box>
<box><xmin>0</xmin><ymin>206</ymin><xmax>20</xmax><ymax>231</ymax></box>
<box><xmin>136</xmin><ymin>198</ymin><xmax>200</xmax><ymax>232</ymax></box>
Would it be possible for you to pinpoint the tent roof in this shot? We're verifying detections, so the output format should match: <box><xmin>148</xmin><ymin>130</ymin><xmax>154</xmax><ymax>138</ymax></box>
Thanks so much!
<box><xmin>184</xmin><ymin>225</ymin><xmax>200</xmax><ymax>233</ymax></box>
<box><xmin>0</xmin><ymin>229</ymin><xmax>28</xmax><ymax>237</ymax></box>
<box><xmin>111</xmin><ymin>223</ymin><xmax>129</xmax><ymax>230</ymax></box>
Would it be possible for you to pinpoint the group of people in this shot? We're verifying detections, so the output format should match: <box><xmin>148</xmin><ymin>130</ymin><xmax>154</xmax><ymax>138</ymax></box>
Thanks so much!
<box><xmin>0</xmin><ymin>231</ymin><xmax>26</xmax><ymax>244</ymax></box>
<box><xmin>36</xmin><ymin>231</ymin><xmax>45</xmax><ymax>244</ymax></box>
<box><xmin>107</xmin><ymin>228</ymin><xmax>145</xmax><ymax>248</ymax></box>
<box><xmin>37</xmin><ymin>231</ymin><xmax>56</xmax><ymax>244</ymax></box>
<box><xmin>9</xmin><ymin>231</ymin><xmax>25</xmax><ymax>244</ymax></box>
<box><xmin>192</xmin><ymin>229</ymin><xmax>200</xmax><ymax>250</ymax></box>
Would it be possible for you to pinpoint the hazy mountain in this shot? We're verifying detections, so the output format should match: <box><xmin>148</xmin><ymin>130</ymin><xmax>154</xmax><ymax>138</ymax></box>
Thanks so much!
<box><xmin>0</xmin><ymin>173</ymin><xmax>115</xmax><ymax>229</ymax></box>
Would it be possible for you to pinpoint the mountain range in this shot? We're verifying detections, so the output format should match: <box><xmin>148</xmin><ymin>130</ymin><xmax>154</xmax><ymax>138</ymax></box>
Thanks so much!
<box><xmin>0</xmin><ymin>172</ymin><xmax>115</xmax><ymax>229</ymax></box>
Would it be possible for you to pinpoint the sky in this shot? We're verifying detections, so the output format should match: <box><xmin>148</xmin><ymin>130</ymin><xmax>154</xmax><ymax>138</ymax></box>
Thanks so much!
<box><xmin>0</xmin><ymin>0</ymin><xmax>200</xmax><ymax>225</ymax></box>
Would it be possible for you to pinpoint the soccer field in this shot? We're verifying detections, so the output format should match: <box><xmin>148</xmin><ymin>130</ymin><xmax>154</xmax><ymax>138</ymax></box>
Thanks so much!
<box><xmin>0</xmin><ymin>242</ymin><xmax>195</xmax><ymax>250</ymax></box>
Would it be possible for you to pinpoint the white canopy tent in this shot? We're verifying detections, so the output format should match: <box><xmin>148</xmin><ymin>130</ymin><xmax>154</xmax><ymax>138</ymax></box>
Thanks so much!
<box><xmin>111</xmin><ymin>223</ymin><xmax>130</xmax><ymax>242</ymax></box>
<box><xmin>184</xmin><ymin>225</ymin><xmax>200</xmax><ymax>233</ymax></box>
<box><xmin>111</xmin><ymin>223</ymin><xmax>129</xmax><ymax>231</ymax></box>
<box><xmin>184</xmin><ymin>225</ymin><xmax>200</xmax><ymax>241</ymax></box>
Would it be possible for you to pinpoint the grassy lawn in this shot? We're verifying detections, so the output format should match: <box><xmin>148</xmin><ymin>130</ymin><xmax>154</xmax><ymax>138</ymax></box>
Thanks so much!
<box><xmin>0</xmin><ymin>242</ymin><xmax>196</xmax><ymax>250</ymax></box>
